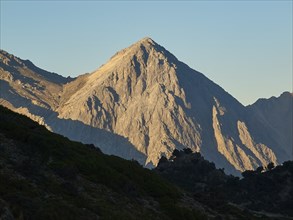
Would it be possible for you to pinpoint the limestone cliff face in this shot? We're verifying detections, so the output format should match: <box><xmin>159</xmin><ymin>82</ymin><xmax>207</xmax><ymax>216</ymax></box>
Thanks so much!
<box><xmin>0</xmin><ymin>39</ymin><xmax>291</xmax><ymax>174</ymax></box>
<box><xmin>0</xmin><ymin>50</ymin><xmax>72</xmax><ymax>111</ymax></box>
<box><xmin>0</xmin><ymin>49</ymin><xmax>147</xmax><ymax>165</ymax></box>
<box><xmin>57</xmin><ymin>38</ymin><xmax>202</xmax><ymax>166</ymax></box>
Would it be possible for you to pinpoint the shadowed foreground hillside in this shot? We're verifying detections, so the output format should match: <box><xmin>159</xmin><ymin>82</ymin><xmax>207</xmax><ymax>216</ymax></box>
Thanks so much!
<box><xmin>1</xmin><ymin>105</ymin><xmax>291</xmax><ymax>219</ymax></box>
<box><xmin>156</xmin><ymin>150</ymin><xmax>293</xmax><ymax>219</ymax></box>
<box><xmin>0</xmin><ymin>106</ymin><xmax>207</xmax><ymax>220</ymax></box>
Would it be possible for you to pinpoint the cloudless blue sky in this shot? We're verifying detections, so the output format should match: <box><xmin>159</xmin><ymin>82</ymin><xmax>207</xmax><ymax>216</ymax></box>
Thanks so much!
<box><xmin>0</xmin><ymin>1</ymin><xmax>292</xmax><ymax>105</ymax></box>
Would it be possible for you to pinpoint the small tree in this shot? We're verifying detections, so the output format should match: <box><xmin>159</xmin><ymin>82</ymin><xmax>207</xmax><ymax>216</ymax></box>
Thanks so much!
<box><xmin>183</xmin><ymin>148</ymin><xmax>193</xmax><ymax>154</ymax></box>
<box><xmin>172</xmin><ymin>149</ymin><xmax>180</xmax><ymax>157</ymax></box>
<box><xmin>242</xmin><ymin>170</ymin><xmax>255</xmax><ymax>178</ymax></box>
<box><xmin>158</xmin><ymin>156</ymin><xmax>168</xmax><ymax>166</ymax></box>
<box><xmin>256</xmin><ymin>166</ymin><xmax>263</xmax><ymax>174</ymax></box>
<box><xmin>267</xmin><ymin>162</ymin><xmax>275</xmax><ymax>171</ymax></box>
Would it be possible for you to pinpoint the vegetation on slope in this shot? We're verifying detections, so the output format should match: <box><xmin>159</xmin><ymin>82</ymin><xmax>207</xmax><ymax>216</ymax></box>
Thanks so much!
<box><xmin>0</xmin><ymin>105</ymin><xmax>207</xmax><ymax>220</ymax></box>
<box><xmin>156</xmin><ymin>149</ymin><xmax>293</xmax><ymax>219</ymax></box>
<box><xmin>1</xmin><ymin>105</ymin><xmax>291</xmax><ymax>220</ymax></box>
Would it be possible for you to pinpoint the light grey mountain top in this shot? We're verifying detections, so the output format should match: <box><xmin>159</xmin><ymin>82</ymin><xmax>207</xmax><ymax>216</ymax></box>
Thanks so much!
<box><xmin>0</xmin><ymin>39</ymin><xmax>292</xmax><ymax>175</ymax></box>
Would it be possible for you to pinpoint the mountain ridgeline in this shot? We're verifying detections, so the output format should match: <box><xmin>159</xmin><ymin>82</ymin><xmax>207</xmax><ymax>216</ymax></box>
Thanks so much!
<box><xmin>0</xmin><ymin>37</ymin><xmax>292</xmax><ymax>175</ymax></box>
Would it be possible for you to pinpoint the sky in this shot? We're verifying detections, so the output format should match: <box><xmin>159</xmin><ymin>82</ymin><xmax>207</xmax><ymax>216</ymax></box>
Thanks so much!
<box><xmin>0</xmin><ymin>1</ymin><xmax>292</xmax><ymax>105</ymax></box>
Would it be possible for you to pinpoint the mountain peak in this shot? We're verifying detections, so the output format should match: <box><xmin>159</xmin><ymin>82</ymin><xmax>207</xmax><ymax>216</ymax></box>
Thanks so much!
<box><xmin>106</xmin><ymin>37</ymin><xmax>178</xmax><ymax>69</ymax></box>
<box><xmin>2</xmin><ymin>40</ymin><xmax>292</xmax><ymax>177</ymax></box>
<box><xmin>125</xmin><ymin>37</ymin><xmax>158</xmax><ymax>53</ymax></box>
<box><xmin>126</xmin><ymin>37</ymin><xmax>157</xmax><ymax>54</ymax></box>
<box><xmin>0</xmin><ymin>49</ymin><xmax>72</xmax><ymax>85</ymax></box>
<box><xmin>137</xmin><ymin>37</ymin><xmax>155</xmax><ymax>45</ymax></box>
<box><xmin>0</xmin><ymin>49</ymin><xmax>25</xmax><ymax>67</ymax></box>
<box><xmin>280</xmin><ymin>91</ymin><xmax>293</xmax><ymax>98</ymax></box>
<box><xmin>132</xmin><ymin>37</ymin><xmax>167</xmax><ymax>53</ymax></box>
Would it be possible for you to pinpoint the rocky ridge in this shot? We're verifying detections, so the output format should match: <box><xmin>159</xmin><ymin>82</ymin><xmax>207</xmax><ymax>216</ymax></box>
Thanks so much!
<box><xmin>0</xmin><ymin>38</ymin><xmax>292</xmax><ymax>174</ymax></box>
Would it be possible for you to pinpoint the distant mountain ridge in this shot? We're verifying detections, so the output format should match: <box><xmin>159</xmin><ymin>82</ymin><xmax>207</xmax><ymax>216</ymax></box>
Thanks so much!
<box><xmin>0</xmin><ymin>49</ymin><xmax>73</xmax><ymax>85</ymax></box>
<box><xmin>247</xmin><ymin>91</ymin><xmax>293</xmax><ymax>159</ymax></box>
<box><xmin>0</xmin><ymin>38</ymin><xmax>292</xmax><ymax>174</ymax></box>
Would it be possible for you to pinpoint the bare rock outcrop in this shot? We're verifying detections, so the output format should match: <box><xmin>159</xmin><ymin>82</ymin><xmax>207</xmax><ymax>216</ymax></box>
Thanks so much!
<box><xmin>0</xmin><ymin>39</ymin><xmax>291</xmax><ymax>175</ymax></box>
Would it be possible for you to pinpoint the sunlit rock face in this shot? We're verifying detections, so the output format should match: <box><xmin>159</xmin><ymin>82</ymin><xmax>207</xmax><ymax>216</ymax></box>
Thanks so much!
<box><xmin>0</xmin><ymin>39</ymin><xmax>291</xmax><ymax>175</ymax></box>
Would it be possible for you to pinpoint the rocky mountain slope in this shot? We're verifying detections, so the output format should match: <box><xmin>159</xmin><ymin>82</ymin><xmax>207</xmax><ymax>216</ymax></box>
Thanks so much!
<box><xmin>247</xmin><ymin>92</ymin><xmax>293</xmax><ymax>160</ymax></box>
<box><xmin>0</xmin><ymin>49</ymin><xmax>147</xmax><ymax>164</ymax></box>
<box><xmin>0</xmin><ymin>50</ymin><xmax>71</xmax><ymax>109</ymax></box>
<box><xmin>0</xmin><ymin>38</ymin><xmax>292</xmax><ymax>175</ymax></box>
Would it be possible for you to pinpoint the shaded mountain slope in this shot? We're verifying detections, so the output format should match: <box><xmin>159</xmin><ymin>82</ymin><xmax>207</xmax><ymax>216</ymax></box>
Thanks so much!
<box><xmin>247</xmin><ymin>92</ymin><xmax>293</xmax><ymax>160</ymax></box>
<box><xmin>0</xmin><ymin>105</ymin><xmax>211</xmax><ymax>220</ymax></box>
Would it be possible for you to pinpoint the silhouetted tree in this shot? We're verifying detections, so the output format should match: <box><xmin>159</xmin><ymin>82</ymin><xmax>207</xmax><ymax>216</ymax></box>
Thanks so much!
<box><xmin>85</xmin><ymin>144</ymin><xmax>102</xmax><ymax>153</ymax></box>
<box><xmin>242</xmin><ymin>170</ymin><xmax>255</xmax><ymax>178</ymax></box>
<box><xmin>256</xmin><ymin>166</ymin><xmax>264</xmax><ymax>173</ymax></box>
<box><xmin>131</xmin><ymin>159</ymin><xmax>141</xmax><ymax>167</ymax></box>
<box><xmin>172</xmin><ymin>149</ymin><xmax>180</xmax><ymax>157</ymax></box>
<box><xmin>158</xmin><ymin>156</ymin><xmax>168</xmax><ymax>166</ymax></box>
<box><xmin>267</xmin><ymin>162</ymin><xmax>275</xmax><ymax>171</ymax></box>
<box><xmin>183</xmin><ymin>148</ymin><xmax>193</xmax><ymax>154</ymax></box>
<box><xmin>219</xmin><ymin>168</ymin><xmax>225</xmax><ymax>174</ymax></box>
